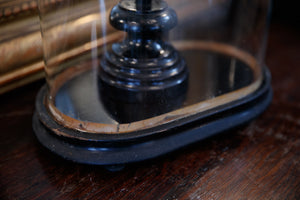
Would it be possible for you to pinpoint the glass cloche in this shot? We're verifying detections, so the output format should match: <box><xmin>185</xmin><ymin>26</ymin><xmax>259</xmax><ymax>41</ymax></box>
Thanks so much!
<box><xmin>34</xmin><ymin>0</ymin><xmax>272</xmax><ymax>165</ymax></box>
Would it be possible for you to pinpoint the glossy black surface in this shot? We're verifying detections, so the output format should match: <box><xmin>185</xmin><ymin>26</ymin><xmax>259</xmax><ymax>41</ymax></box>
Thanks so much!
<box><xmin>56</xmin><ymin>50</ymin><xmax>255</xmax><ymax>124</ymax></box>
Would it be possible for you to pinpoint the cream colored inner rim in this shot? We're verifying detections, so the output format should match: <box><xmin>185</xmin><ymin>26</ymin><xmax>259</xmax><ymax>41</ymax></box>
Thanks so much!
<box><xmin>46</xmin><ymin>41</ymin><xmax>263</xmax><ymax>134</ymax></box>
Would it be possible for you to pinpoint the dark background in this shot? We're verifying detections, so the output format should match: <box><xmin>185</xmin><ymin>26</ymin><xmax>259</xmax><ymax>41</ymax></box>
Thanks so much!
<box><xmin>272</xmin><ymin>0</ymin><xmax>299</xmax><ymax>26</ymax></box>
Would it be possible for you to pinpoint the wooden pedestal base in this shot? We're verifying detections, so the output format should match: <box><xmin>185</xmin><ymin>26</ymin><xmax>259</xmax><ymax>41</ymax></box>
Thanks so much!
<box><xmin>33</xmin><ymin>69</ymin><xmax>272</xmax><ymax>165</ymax></box>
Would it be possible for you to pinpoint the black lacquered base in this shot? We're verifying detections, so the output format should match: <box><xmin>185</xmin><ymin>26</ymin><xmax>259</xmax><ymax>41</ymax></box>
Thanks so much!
<box><xmin>33</xmin><ymin>68</ymin><xmax>272</xmax><ymax>166</ymax></box>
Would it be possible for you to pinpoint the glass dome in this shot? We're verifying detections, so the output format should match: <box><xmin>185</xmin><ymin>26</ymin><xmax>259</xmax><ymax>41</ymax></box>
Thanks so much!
<box><xmin>37</xmin><ymin>0</ymin><xmax>271</xmax><ymax>134</ymax></box>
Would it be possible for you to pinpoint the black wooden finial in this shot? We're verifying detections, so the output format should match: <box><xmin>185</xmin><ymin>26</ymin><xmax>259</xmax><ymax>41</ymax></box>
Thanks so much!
<box><xmin>99</xmin><ymin>0</ymin><xmax>189</xmax><ymax>122</ymax></box>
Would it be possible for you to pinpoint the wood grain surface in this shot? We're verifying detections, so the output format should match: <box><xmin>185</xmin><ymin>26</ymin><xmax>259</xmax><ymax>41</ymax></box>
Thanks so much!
<box><xmin>0</xmin><ymin>21</ymin><xmax>299</xmax><ymax>200</ymax></box>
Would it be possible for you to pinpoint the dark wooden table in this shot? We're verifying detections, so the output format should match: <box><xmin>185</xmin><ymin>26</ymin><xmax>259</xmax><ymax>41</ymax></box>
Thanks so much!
<box><xmin>1</xmin><ymin>21</ymin><xmax>299</xmax><ymax>199</ymax></box>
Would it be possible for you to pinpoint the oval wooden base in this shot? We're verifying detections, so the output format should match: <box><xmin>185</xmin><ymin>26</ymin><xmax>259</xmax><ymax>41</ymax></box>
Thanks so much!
<box><xmin>33</xmin><ymin>68</ymin><xmax>272</xmax><ymax>165</ymax></box>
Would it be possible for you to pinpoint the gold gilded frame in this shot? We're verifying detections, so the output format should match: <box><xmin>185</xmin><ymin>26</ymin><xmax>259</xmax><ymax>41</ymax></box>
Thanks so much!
<box><xmin>0</xmin><ymin>0</ymin><xmax>42</xmax><ymax>94</ymax></box>
<box><xmin>0</xmin><ymin>0</ymin><xmax>118</xmax><ymax>94</ymax></box>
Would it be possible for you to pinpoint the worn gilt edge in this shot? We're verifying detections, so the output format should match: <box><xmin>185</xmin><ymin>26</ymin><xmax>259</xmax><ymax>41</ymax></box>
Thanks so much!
<box><xmin>45</xmin><ymin>40</ymin><xmax>263</xmax><ymax>135</ymax></box>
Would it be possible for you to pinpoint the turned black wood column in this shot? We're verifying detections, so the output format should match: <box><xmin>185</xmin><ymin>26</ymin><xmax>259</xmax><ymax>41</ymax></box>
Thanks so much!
<box><xmin>99</xmin><ymin>0</ymin><xmax>188</xmax><ymax>122</ymax></box>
